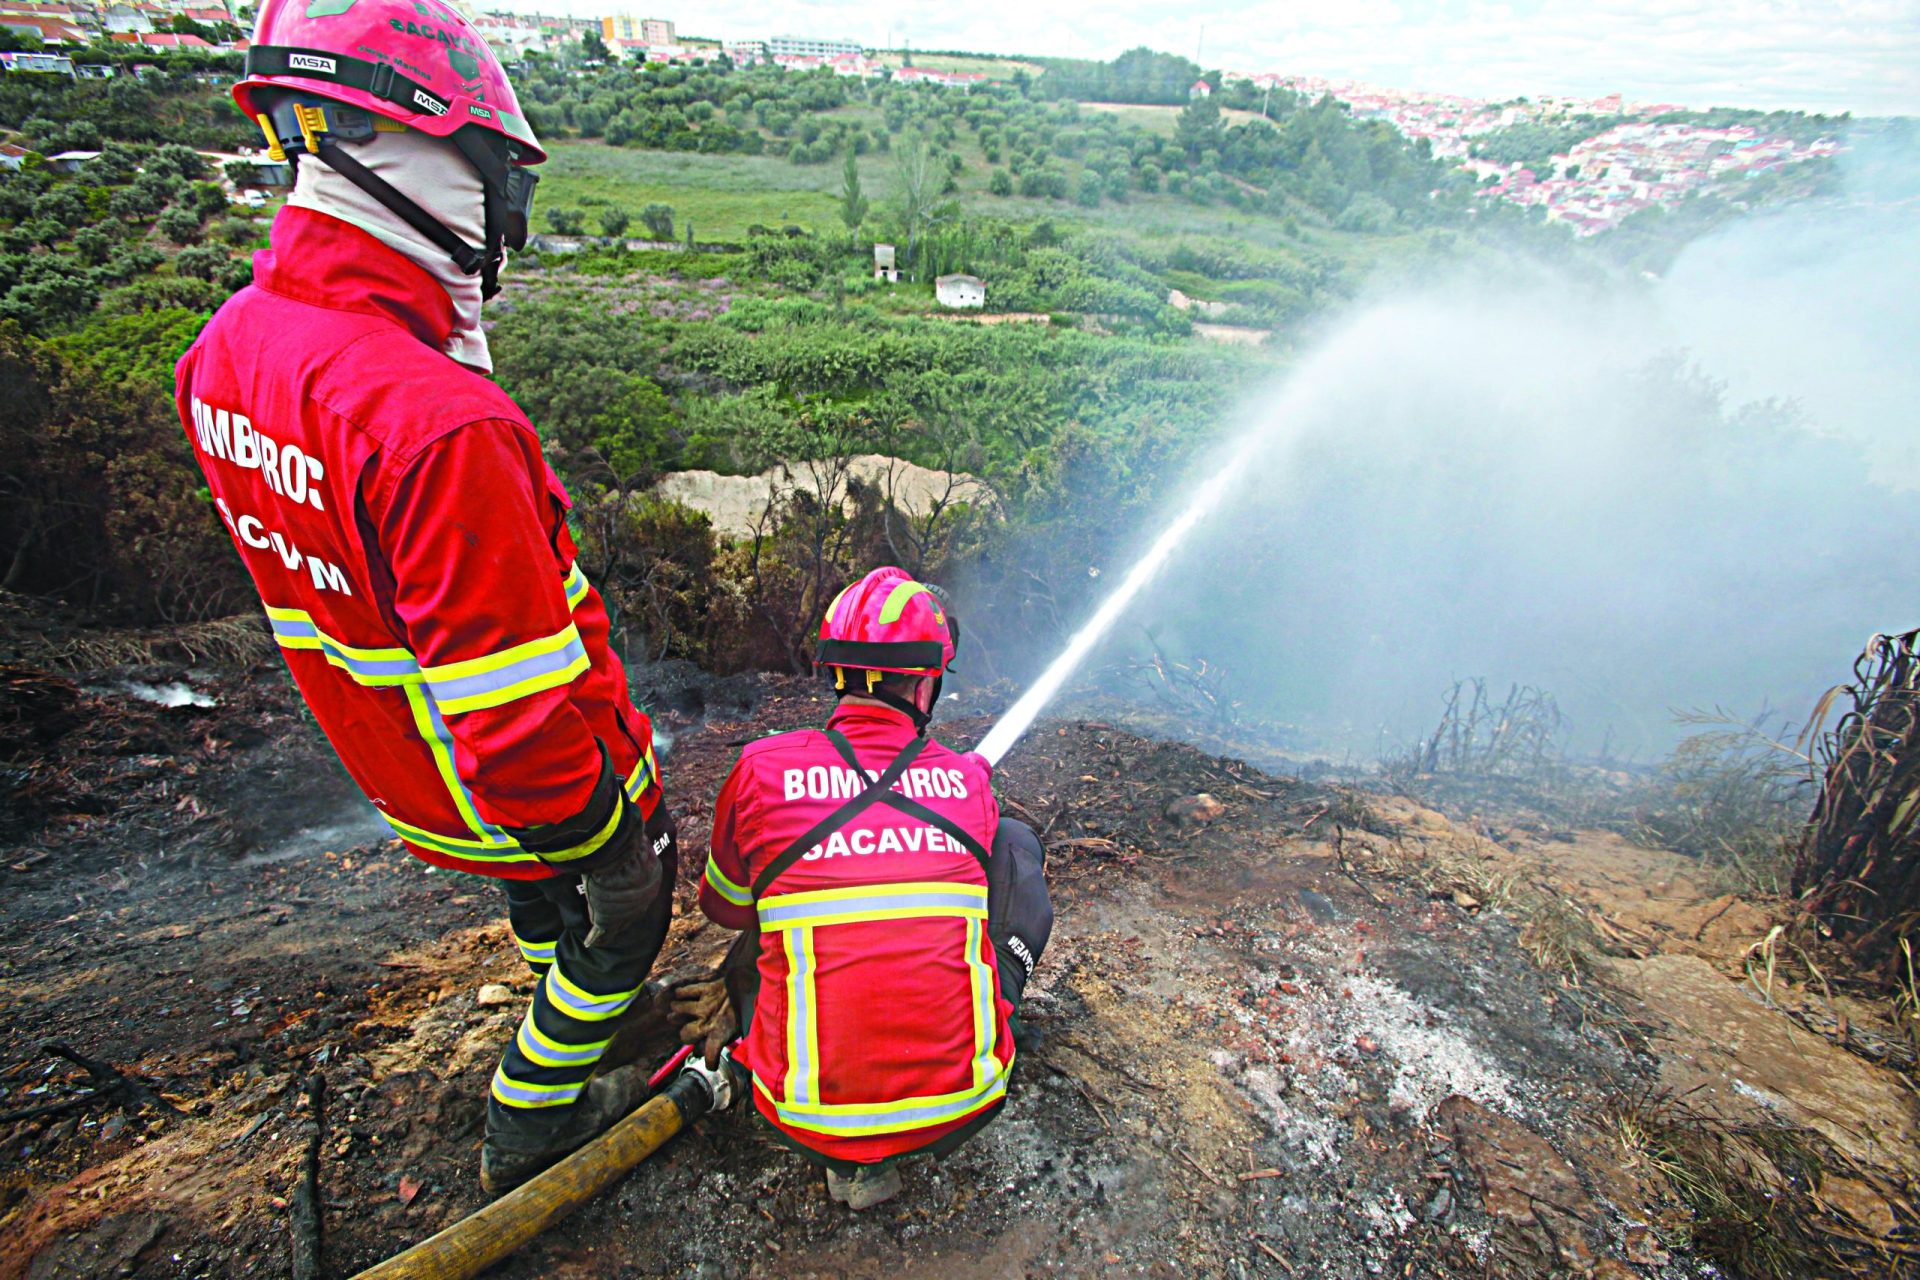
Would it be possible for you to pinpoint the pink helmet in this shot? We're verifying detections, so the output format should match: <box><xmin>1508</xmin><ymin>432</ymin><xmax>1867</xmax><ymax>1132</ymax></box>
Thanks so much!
<box><xmin>235</xmin><ymin>0</ymin><xmax>543</xmax><ymax>161</ymax></box>
<box><xmin>817</xmin><ymin>568</ymin><xmax>957</xmax><ymax>679</ymax></box>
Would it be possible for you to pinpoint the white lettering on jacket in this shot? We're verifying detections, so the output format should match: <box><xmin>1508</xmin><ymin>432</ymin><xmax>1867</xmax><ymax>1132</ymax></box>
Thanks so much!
<box><xmin>799</xmin><ymin>823</ymin><xmax>962</xmax><ymax>861</ymax></box>
<box><xmin>191</xmin><ymin>397</ymin><xmax>326</xmax><ymax>512</ymax></box>
<box><xmin>782</xmin><ymin>765</ymin><xmax>969</xmax><ymax>803</ymax></box>
<box><xmin>215</xmin><ymin>499</ymin><xmax>354</xmax><ymax>596</ymax></box>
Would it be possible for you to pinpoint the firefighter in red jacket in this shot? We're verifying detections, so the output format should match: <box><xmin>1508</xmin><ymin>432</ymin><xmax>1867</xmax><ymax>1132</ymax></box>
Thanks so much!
<box><xmin>175</xmin><ymin>0</ymin><xmax>674</xmax><ymax>1194</ymax></box>
<box><xmin>687</xmin><ymin>567</ymin><xmax>1054</xmax><ymax>1210</ymax></box>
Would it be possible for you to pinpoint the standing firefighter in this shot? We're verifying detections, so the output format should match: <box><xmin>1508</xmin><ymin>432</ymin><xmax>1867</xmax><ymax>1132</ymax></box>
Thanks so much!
<box><xmin>174</xmin><ymin>0</ymin><xmax>675</xmax><ymax>1195</ymax></box>
<box><xmin>683</xmin><ymin>567</ymin><xmax>1054</xmax><ymax>1209</ymax></box>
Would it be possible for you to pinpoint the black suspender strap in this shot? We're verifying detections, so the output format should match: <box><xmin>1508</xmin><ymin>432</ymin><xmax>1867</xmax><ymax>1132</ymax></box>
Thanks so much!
<box><xmin>749</xmin><ymin>732</ymin><xmax>928</xmax><ymax>900</ymax></box>
<box><xmin>820</xmin><ymin>731</ymin><xmax>991</xmax><ymax>873</ymax></box>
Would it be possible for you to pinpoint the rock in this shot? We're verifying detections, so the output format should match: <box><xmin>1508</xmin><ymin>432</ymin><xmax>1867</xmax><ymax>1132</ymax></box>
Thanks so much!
<box><xmin>1424</xmin><ymin>1186</ymin><xmax>1452</xmax><ymax>1221</ymax></box>
<box><xmin>1451</xmin><ymin>890</ymin><xmax>1481</xmax><ymax>911</ymax></box>
<box><xmin>1599</xmin><ymin>954</ymin><xmax>1920</xmax><ymax>1178</ymax></box>
<box><xmin>1438</xmin><ymin>1095</ymin><xmax>1601</xmax><ymax>1272</ymax></box>
<box><xmin>1165</xmin><ymin>794</ymin><xmax>1226</xmax><ymax>827</ymax></box>
<box><xmin>476</xmin><ymin>983</ymin><xmax>514</xmax><ymax>1007</ymax></box>
<box><xmin>1623</xmin><ymin>1224</ymin><xmax>1669</xmax><ymax>1266</ymax></box>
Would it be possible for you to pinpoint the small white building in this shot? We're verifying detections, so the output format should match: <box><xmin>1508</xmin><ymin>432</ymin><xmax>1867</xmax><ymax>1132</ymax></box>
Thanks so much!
<box><xmin>935</xmin><ymin>273</ymin><xmax>984</xmax><ymax>309</ymax></box>
<box><xmin>1189</xmin><ymin>78</ymin><xmax>1212</xmax><ymax>100</ymax></box>
<box><xmin>873</xmin><ymin>243</ymin><xmax>898</xmax><ymax>283</ymax></box>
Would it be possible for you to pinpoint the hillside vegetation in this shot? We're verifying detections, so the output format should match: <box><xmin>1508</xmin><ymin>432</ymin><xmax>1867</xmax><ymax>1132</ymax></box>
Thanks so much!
<box><xmin>0</xmin><ymin>45</ymin><xmax>1850</xmax><ymax>676</ymax></box>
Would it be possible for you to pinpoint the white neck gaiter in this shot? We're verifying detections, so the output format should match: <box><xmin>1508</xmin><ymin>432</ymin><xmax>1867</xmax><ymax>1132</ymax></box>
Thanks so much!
<box><xmin>288</xmin><ymin>128</ymin><xmax>493</xmax><ymax>373</ymax></box>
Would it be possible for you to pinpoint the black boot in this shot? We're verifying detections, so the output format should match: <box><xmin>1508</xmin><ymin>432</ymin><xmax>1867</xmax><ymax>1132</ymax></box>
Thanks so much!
<box><xmin>479</xmin><ymin>1064</ymin><xmax>647</xmax><ymax>1196</ymax></box>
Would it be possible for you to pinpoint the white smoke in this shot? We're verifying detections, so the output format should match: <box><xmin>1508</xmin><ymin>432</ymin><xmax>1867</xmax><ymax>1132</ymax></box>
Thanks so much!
<box><xmin>1072</xmin><ymin>141</ymin><xmax>1920</xmax><ymax>761</ymax></box>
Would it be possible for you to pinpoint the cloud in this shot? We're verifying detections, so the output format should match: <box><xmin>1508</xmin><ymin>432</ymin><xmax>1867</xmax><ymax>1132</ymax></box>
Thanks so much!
<box><xmin>518</xmin><ymin>0</ymin><xmax>1920</xmax><ymax>115</ymax></box>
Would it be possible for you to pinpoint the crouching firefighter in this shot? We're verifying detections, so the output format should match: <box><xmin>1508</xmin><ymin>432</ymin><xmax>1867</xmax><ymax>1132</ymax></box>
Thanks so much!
<box><xmin>681</xmin><ymin>567</ymin><xmax>1055</xmax><ymax>1210</ymax></box>
<box><xmin>175</xmin><ymin>0</ymin><xmax>676</xmax><ymax>1195</ymax></box>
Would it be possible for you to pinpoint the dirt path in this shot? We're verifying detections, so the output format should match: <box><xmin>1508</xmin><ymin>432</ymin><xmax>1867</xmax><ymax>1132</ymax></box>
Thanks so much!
<box><xmin>2</xmin><ymin>671</ymin><xmax>1914</xmax><ymax>1277</ymax></box>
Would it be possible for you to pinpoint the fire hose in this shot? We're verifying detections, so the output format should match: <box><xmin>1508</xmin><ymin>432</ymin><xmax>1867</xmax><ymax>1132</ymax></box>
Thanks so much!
<box><xmin>349</xmin><ymin>1048</ymin><xmax>732</xmax><ymax>1280</ymax></box>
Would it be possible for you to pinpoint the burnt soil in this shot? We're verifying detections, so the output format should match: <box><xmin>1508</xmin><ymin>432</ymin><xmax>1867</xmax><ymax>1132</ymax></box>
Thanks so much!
<box><xmin>2</xmin><ymin>663</ymin><xmax>1916</xmax><ymax>1279</ymax></box>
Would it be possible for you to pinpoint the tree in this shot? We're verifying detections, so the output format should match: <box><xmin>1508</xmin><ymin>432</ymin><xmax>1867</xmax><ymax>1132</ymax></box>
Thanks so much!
<box><xmin>157</xmin><ymin>205</ymin><xmax>203</xmax><ymax>245</ymax></box>
<box><xmin>891</xmin><ymin>129</ymin><xmax>952</xmax><ymax>270</ymax></box>
<box><xmin>838</xmin><ymin>142</ymin><xmax>868</xmax><ymax>236</ymax></box>
<box><xmin>988</xmin><ymin>169</ymin><xmax>1013</xmax><ymax>196</ymax></box>
<box><xmin>581</xmin><ymin>27</ymin><xmax>610</xmax><ymax>63</ymax></box>
<box><xmin>639</xmin><ymin>202</ymin><xmax>674</xmax><ymax>240</ymax></box>
<box><xmin>599</xmin><ymin>207</ymin><xmax>631</xmax><ymax>238</ymax></box>
<box><xmin>1175</xmin><ymin>94</ymin><xmax>1224</xmax><ymax>159</ymax></box>
<box><xmin>545</xmin><ymin>207</ymin><xmax>585</xmax><ymax>235</ymax></box>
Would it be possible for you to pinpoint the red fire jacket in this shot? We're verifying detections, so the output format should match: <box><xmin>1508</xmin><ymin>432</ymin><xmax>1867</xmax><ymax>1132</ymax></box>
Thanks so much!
<box><xmin>174</xmin><ymin>206</ymin><xmax>660</xmax><ymax>880</ymax></box>
<box><xmin>700</xmin><ymin>702</ymin><xmax>1015</xmax><ymax>1163</ymax></box>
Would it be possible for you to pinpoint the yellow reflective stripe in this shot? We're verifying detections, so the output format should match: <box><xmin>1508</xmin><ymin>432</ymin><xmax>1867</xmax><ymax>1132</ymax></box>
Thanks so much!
<box><xmin>704</xmin><ymin>853</ymin><xmax>752</xmax><ymax>907</ymax></box>
<box><xmin>490</xmin><ymin>1067</ymin><xmax>584</xmax><ymax>1108</ymax></box>
<box><xmin>784</xmin><ymin>926</ymin><xmax>820</xmax><ymax>1106</ymax></box>
<box><xmin>965</xmin><ymin>916</ymin><xmax>996</xmax><ymax>1090</ymax></box>
<box><xmin>821</xmin><ymin>582</ymin><xmax>855</xmax><ymax>631</ymax></box>
<box><xmin>515</xmin><ymin>1012</ymin><xmax>611</xmax><ymax>1068</ymax></box>
<box><xmin>761</xmin><ymin>881</ymin><xmax>987</xmax><ymax>909</ymax></box>
<box><xmin>382</xmin><ymin>813</ymin><xmax>540</xmax><ymax>863</ymax></box>
<box><xmin>400</xmin><ymin>683</ymin><xmax>499</xmax><ymax>842</ymax></box>
<box><xmin>263</xmin><ymin>604</ymin><xmax>421</xmax><ymax>687</ymax></box>
<box><xmin>511</xmin><ymin>928</ymin><xmax>557</xmax><ymax>965</ymax></box>
<box><xmin>533</xmin><ymin>793</ymin><xmax>627</xmax><ymax>865</ymax></box>
<box><xmin>623</xmin><ymin>746</ymin><xmax>658</xmax><ymax>803</ymax></box>
<box><xmin>420</xmin><ymin>624</ymin><xmax>590</xmax><ymax>716</ymax></box>
<box><xmin>755</xmin><ymin>881</ymin><xmax>988</xmax><ymax>932</ymax></box>
<box><xmin>876</xmin><ymin>580</ymin><xmax>933</xmax><ymax>625</ymax></box>
<box><xmin>564</xmin><ymin>562</ymin><xmax>590</xmax><ymax>611</ymax></box>
<box><xmin>544</xmin><ymin>964</ymin><xmax>642</xmax><ymax>1021</ymax></box>
<box><xmin>752</xmin><ymin>1071</ymin><xmax>1010</xmax><ymax>1137</ymax></box>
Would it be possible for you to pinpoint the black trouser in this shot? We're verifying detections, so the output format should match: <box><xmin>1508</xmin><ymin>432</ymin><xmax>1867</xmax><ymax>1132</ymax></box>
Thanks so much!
<box><xmin>487</xmin><ymin>846</ymin><xmax>676</xmax><ymax>1123</ymax></box>
<box><xmin>983</xmin><ymin>818</ymin><xmax>1052</xmax><ymax>1011</ymax></box>
<box><xmin>732</xmin><ymin>818</ymin><xmax>1053</xmax><ymax>1170</ymax></box>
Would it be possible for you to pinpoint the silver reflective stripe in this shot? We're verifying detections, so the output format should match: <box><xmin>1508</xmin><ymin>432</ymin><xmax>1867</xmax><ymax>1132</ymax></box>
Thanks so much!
<box><xmin>757</xmin><ymin>887</ymin><xmax>987</xmax><ymax>930</ymax></box>
<box><xmin>768</xmin><ymin>1074</ymin><xmax>1009</xmax><ymax>1133</ymax></box>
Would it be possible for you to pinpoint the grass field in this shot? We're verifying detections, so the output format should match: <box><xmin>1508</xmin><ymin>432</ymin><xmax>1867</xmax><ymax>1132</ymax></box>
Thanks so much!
<box><xmin>539</xmin><ymin>143</ymin><xmax>858</xmax><ymax>238</ymax></box>
<box><xmin>870</xmin><ymin>51</ymin><xmax>1044</xmax><ymax>81</ymax></box>
<box><xmin>539</xmin><ymin>134</ymin><xmax>1435</xmax><ymax>288</ymax></box>
<box><xmin>1080</xmin><ymin>102</ymin><xmax>1276</xmax><ymax>135</ymax></box>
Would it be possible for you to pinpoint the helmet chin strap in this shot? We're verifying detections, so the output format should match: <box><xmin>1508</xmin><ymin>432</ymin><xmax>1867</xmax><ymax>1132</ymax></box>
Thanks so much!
<box><xmin>833</xmin><ymin>668</ymin><xmax>934</xmax><ymax>735</ymax></box>
<box><xmin>309</xmin><ymin>138</ymin><xmax>502</xmax><ymax>297</ymax></box>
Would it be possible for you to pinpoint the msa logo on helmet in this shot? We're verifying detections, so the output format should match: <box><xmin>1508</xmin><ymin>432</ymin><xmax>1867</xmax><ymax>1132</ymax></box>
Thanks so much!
<box><xmin>412</xmin><ymin>88</ymin><xmax>447</xmax><ymax>115</ymax></box>
<box><xmin>467</xmin><ymin>105</ymin><xmax>492</xmax><ymax>119</ymax></box>
<box><xmin>288</xmin><ymin>53</ymin><xmax>337</xmax><ymax>74</ymax></box>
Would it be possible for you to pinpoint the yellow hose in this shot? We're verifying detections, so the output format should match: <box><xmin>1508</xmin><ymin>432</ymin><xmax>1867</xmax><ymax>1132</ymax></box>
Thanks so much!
<box><xmin>350</xmin><ymin>1087</ymin><xmax>692</xmax><ymax>1280</ymax></box>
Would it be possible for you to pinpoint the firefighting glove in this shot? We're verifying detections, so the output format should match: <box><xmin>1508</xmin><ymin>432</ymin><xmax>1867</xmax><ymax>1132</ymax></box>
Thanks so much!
<box><xmin>502</xmin><ymin>741</ymin><xmax>670</xmax><ymax>948</ymax></box>
<box><xmin>582</xmin><ymin>843</ymin><xmax>660</xmax><ymax>948</ymax></box>
<box><xmin>665</xmin><ymin>975</ymin><xmax>736</xmax><ymax>1067</ymax></box>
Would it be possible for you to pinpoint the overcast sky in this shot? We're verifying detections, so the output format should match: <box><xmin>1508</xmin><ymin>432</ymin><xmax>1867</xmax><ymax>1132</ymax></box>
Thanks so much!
<box><xmin>502</xmin><ymin>0</ymin><xmax>1920</xmax><ymax>116</ymax></box>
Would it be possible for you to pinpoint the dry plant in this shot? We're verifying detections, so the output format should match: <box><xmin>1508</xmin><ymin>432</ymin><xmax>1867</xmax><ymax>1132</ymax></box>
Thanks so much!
<box><xmin>1109</xmin><ymin>630</ymin><xmax>1243</xmax><ymax>732</ymax></box>
<box><xmin>1898</xmin><ymin>937</ymin><xmax>1920</xmax><ymax>1060</ymax></box>
<box><xmin>1604</xmin><ymin>1093</ymin><xmax>1887</xmax><ymax>1279</ymax></box>
<box><xmin>17</xmin><ymin>613</ymin><xmax>272</xmax><ymax>672</ymax></box>
<box><xmin>1795</xmin><ymin>630</ymin><xmax>1920</xmax><ymax>979</ymax></box>
<box><xmin>1632</xmin><ymin>708</ymin><xmax>1811</xmax><ymax>896</ymax></box>
<box><xmin>1389</xmin><ymin>678</ymin><xmax>1567</xmax><ymax>779</ymax></box>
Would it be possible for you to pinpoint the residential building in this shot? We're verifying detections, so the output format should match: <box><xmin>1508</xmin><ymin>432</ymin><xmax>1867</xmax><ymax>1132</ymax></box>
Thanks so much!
<box><xmin>2</xmin><ymin>14</ymin><xmax>85</xmax><ymax>41</ymax></box>
<box><xmin>1188</xmin><ymin>78</ymin><xmax>1211</xmax><ymax>99</ymax></box>
<box><xmin>0</xmin><ymin>141</ymin><xmax>31</xmax><ymax>169</ymax></box>
<box><xmin>0</xmin><ymin>48</ymin><xmax>73</xmax><ymax>71</ymax></box>
<box><xmin>766</xmin><ymin>34</ymin><xmax>860</xmax><ymax>59</ymax></box>
<box><xmin>600</xmin><ymin>14</ymin><xmax>672</xmax><ymax>45</ymax></box>
<box><xmin>935</xmin><ymin>273</ymin><xmax>984</xmax><ymax>308</ymax></box>
<box><xmin>46</xmin><ymin>148</ymin><xmax>101</xmax><ymax>172</ymax></box>
<box><xmin>873</xmin><ymin>243</ymin><xmax>898</xmax><ymax>283</ymax></box>
<box><xmin>891</xmin><ymin>65</ymin><xmax>984</xmax><ymax>88</ymax></box>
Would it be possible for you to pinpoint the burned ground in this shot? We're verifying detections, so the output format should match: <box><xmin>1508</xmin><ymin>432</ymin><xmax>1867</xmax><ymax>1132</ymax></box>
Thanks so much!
<box><xmin>1</xmin><ymin>666</ymin><xmax>1915</xmax><ymax>1279</ymax></box>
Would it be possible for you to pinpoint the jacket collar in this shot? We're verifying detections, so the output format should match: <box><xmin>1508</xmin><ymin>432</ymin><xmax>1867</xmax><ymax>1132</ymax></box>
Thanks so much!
<box><xmin>826</xmin><ymin>700</ymin><xmax>919</xmax><ymax>734</ymax></box>
<box><xmin>252</xmin><ymin>205</ymin><xmax>455</xmax><ymax>351</ymax></box>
